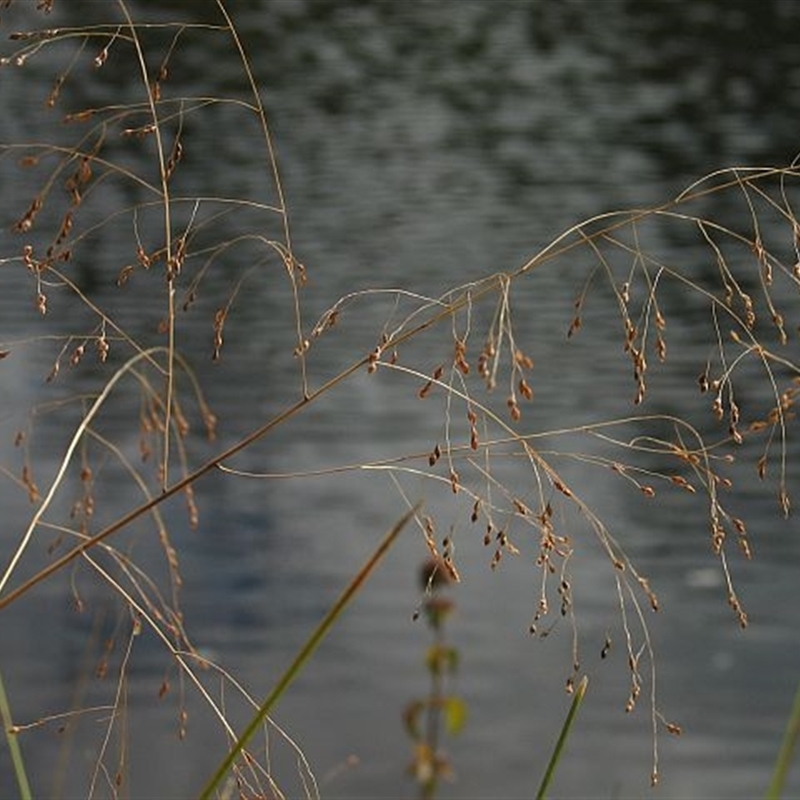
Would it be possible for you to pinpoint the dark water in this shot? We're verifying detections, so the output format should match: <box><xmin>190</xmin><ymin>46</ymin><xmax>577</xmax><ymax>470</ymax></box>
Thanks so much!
<box><xmin>1</xmin><ymin>1</ymin><xmax>800</xmax><ymax>798</ymax></box>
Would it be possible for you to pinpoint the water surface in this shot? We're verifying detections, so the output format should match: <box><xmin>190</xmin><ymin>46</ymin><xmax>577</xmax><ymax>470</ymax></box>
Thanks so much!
<box><xmin>1</xmin><ymin>2</ymin><xmax>800</xmax><ymax>798</ymax></box>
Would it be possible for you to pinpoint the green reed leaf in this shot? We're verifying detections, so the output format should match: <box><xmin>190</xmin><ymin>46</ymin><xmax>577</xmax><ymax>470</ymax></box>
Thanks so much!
<box><xmin>198</xmin><ymin>504</ymin><xmax>418</xmax><ymax>800</ymax></box>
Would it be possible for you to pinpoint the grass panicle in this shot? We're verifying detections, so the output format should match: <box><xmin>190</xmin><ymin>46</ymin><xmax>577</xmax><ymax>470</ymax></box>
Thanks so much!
<box><xmin>0</xmin><ymin>1</ymin><xmax>798</xmax><ymax>797</ymax></box>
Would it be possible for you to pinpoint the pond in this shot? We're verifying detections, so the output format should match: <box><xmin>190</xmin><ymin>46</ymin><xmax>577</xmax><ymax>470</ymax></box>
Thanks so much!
<box><xmin>1</xmin><ymin>1</ymin><xmax>799</xmax><ymax>798</ymax></box>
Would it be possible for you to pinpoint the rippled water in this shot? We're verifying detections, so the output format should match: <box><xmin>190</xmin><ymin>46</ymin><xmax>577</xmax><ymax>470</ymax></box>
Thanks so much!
<box><xmin>1</xmin><ymin>2</ymin><xmax>800</xmax><ymax>798</ymax></box>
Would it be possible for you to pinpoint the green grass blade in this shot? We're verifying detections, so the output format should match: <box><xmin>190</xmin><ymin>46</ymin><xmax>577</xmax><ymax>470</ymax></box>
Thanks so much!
<box><xmin>198</xmin><ymin>504</ymin><xmax>419</xmax><ymax>800</ymax></box>
<box><xmin>0</xmin><ymin>664</ymin><xmax>32</xmax><ymax>800</ymax></box>
<box><xmin>535</xmin><ymin>675</ymin><xmax>588</xmax><ymax>800</ymax></box>
<box><xmin>766</xmin><ymin>672</ymin><xmax>800</xmax><ymax>800</ymax></box>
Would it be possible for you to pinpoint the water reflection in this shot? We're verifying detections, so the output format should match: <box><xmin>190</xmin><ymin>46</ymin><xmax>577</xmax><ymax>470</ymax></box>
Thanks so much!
<box><xmin>1</xmin><ymin>1</ymin><xmax>799</xmax><ymax>797</ymax></box>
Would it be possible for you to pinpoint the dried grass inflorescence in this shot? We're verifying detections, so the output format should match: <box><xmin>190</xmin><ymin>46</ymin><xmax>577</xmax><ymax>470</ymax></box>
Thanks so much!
<box><xmin>1</xmin><ymin>1</ymin><xmax>799</xmax><ymax>797</ymax></box>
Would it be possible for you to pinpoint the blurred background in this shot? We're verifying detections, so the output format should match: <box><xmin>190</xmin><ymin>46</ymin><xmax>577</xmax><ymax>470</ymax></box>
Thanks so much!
<box><xmin>1</xmin><ymin>1</ymin><xmax>800</xmax><ymax>797</ymax></box>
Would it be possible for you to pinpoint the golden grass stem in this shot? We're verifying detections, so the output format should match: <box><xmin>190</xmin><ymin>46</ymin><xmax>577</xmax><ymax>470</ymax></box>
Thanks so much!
<box><xmin>117</xmin><ymin>0</ymin><xmax>176</xmax><ymax>492</ymax></box>
<box><xmin>0</xmin><ymin>347</ymin><xmax>170</xmax><ymax>599</ymax></box>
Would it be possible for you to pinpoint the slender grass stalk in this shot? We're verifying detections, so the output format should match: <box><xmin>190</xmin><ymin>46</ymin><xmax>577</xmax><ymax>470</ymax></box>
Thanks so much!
<box><xmin>0</xmin><ymin>275</ymin><xmax>467</xmax><ymax>614</ymax></box>
<box><xmin>198</xmin><ymin>505</ymin><xmax>418</xmax><ymax>800</ymax></box>
<box><xmin>117</xmin><ymin>0</ymin><xmax>176</xmax><ymax>492</ymax></box>
<box><xmin>0</xmin><ymin>664</ymin><xmax>32</xmax><ymax>800</ymax></box>
<box><xmin>0</xmin><ymin>347</ymin><xmax>170</xmax><ymax>600</ymax></box>
<box><xmin>535</xmin><ymin>675</ymin><xmax>588</xmax><ymax>800</ymax></box>
<box><xmin>766</xmin><ymin>672</ymin><xmax>800</xmax><ymax>800</ymax></box>
<box><xmin>214</xmin><ymin>0</ymin><xmax>312</xmax><ymax>399</ymax></box>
